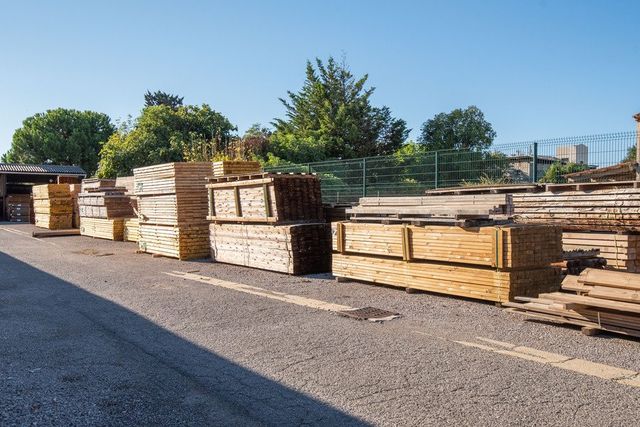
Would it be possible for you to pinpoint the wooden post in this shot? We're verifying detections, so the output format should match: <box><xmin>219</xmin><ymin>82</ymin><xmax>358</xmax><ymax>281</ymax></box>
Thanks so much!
<box><xmin>635</xmin><ymin>113</ymin><xmax>640</xmax><ymax>182</ymax></box>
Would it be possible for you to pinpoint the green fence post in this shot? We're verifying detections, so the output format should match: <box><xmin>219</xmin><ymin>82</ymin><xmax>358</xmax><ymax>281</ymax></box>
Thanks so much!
<box><xmin>531</xmin><ymin>142</ymin><xmax>538</xmax><ymax>182</ymax></box>
<box><xmin>434</xmin><ymin>151</ymin><xmax>439</xmax><ymax>189</ymax></box>
<box><xmin>362</xmin><ymin>158</ymin><xmax>367</xmax><ymax>197</ymax></box>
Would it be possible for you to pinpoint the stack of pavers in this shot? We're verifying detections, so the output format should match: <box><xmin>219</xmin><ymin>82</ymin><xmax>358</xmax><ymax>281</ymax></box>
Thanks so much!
<box><xmin>32</xmin><ymin>184</ymin><xmax>74</xmax><ymax>230</ymax></box>
<box><xmin>332</xmin><ymin>195</ymin><xmax>563</xmax><ymax>303</ymax></box>
<box><xmin>206</xmin><ymin>171</ymin><xmax>331</xmax><ymax>275</ymax></box>
<box><xmin>134</xmin><ymin>162</ymin><xmax>213</xmax><ymax>260</ymax></box>
<box><xmin>6</xmin><ymin>194</ymin><xmax>32</xmax><ymax>223</ymax></box>
<box><xmin>78</xmin><ymin>179</ymin><xmax>135</xmax><ymax>241</ymax></box>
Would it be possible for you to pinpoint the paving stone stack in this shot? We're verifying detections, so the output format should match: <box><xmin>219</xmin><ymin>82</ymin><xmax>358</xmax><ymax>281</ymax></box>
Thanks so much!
<box><xmin>206</xmin><ymin>173</ymin><xmax>330</xmax><ymax>275</ymax></box>
<box><xmin>32</xmin><ymin>184</ymin><xmax>74</xmax><ymax>230</ymax></box>
<box><xmin>78</xmin><ymin>179</ymin><xmax>136</xmax><ymax>241</ymax></box>
<box><xmin>134</xmin><ymin>162</ymin><xmax>213</xmax><ymax>260</ymax></box>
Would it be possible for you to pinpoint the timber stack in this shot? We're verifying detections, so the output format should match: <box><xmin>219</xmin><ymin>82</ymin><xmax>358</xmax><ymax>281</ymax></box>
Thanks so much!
<box><xmin>505</xmin><ymin>268</ymin><xmax>640</xmax><ymax>339</ymax></box>
<box><xmin>78</xmin><ymin>179</ymin><xmax>135</xmax><ymax>241</ymax></box>
<box><xmin>212</xmin><ymin>160</ymin><xmax>262</xmax><ymax>177</ymax></box>
<box><xmin>134</xmin><ymin>162</ymin><xmax>213</xmax><ymax>260</ymax></box>
<box><xmin>115</xmin><ymin>176</ymin><xmax>139</xmax><ymax>242</ymax></box>
<box><xmin>206</xmin><ymin>172</ymin><xmax>330</xmax><ymax>275</ymax></box>
<box><xmin>332</xmin><ymin>195</ymin><xmax>562</xmax><ymax>303</ymax></box>
<box><xmin>6</xmin><ymin>194</ymin><xmax>32</xmax><ymax>223</ymax></box>
<box><xmin>32</xmin><ymin>184</ymin><xmax>74</xmax><ymax>230</ymax></box>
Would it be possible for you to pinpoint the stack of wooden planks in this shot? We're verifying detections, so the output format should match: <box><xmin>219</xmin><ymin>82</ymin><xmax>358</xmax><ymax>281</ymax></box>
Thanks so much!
<box><xmin>206</xmin><ymin>173</ymin><xmax>324</xmax><ymax>223</ymax></box>
<box><xmin>562</xmin><ymin>231</ymin><xmax>640</xmax><ymax>272</ymax></box>
<box><xmin>6</xmin><ymin>194</ymin><xmax>32</xmax><ymax>223</ymax></box>
<box><xmin>505</xmin><ymin>268</ymin><xmax>640</xmax><ymax>338</ymax></box>
<box><xmin>207</xmin><ymin>173</ymin><xmax>330</xmax><ymax>274</ymax></box>
<box><xmin>135</xmin><ymin>162</ymin><xmax>212</xmax><ymax>260</ymax></box>
<box><xmin>212</xmin><ymin>160</ymin><xmax>262</xmax><ymax>177</ymax></box>
<box><xmin>70</xmin><ymin>184</ymin><xmax>81</xmax><ymax>228</ymax></box>
<box><xmin>78</xmin><ymin>179</ymin><xmax>136</xmax><ymax>241</ymax></box>
<box><xmin>512</xmin><ymin>188</ymin><xmax>640</xmax><ymax>231</ymax></box>
<box><xmin>123</xmin><ymin>218</ymin><xmax>140</xmax><ymax>242</ymax></box>
<box><xmin>332</xmin><ymin>220</ymin><xmax>562</xmax><ymax>303</ymax></box>
<box><xmin>32</xmin><ymin>184</ymin><xmax>73</xmax><ymax>230</ymax></box>
<box><xmin>347</xmin><ymin>194</ymin><xmax>512</xmax><ymax>225</ymax></box>
<box><xmin>80</xmin><ymin>218</ymin><xmax>124</xmax><ymax>241</ymax></box>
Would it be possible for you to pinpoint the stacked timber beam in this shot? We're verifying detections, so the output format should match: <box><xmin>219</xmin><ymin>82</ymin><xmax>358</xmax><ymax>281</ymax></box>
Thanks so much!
<box><xmin>212</xmin><ymin>160</ymin><xmax>262</xmax><ymax>177</ymax></box>
<box><xmin>134</xmin><ymin>162</ymin><xmax>213</xmax><ymax>260</ymax></box>
<box><xmin>5</xmin><ymin>194</ymin><xmax>32</xmax><ymax>223</ymax></box>
<box><xmin>505</xmin><ymin>268</ymin><xmax>640</xmax><ymax>338</ymax></box>
<box><xmin>332</xmin><ymin>195</ymin><xmax>562</xmax><ymax>303</ymax></box>
<box><xmin>116</xmin><ymin>176</ymin><xmax>139</xmax><ymax>242</ymax></box>
<box><xmin>563</xmin><ymin>232</ymin><xmax>639</xmax><ymax>272</ymax></box>
<box><xmin>32</xmin><ymin>184</ymin><xmax>74</xmax><ymax>230</ymax></box>
<box><xmin>78</xmin><ymin>179</ymin><xmax>135</xmax><ymax>241</ymax></box>
<box><xmin>207</xmin><ymin>173</ymin><xmax>330</xmax><ymax>274</ymax></box>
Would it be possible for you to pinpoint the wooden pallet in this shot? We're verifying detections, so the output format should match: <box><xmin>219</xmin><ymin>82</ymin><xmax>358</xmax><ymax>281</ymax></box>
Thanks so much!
<box><xmin>80</xmin><ymin>217</ymin><xmax>125</xmax><ymax>241</ymax></box>
<box><xmin>210</xmin><ymin>223</ymin><xmax>331</xmax><ymax>275</ymax></box>
<box><xmin>333</xmin><ymin>222</ymin><xmax>562</xmax><ymax>269</ymax></box>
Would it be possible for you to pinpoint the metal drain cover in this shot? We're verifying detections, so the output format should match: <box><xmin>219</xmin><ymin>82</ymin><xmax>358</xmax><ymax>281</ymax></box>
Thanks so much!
<box><xmin>338</xmin><ymin>307</ymin><xmax>401</xmax><ymax>322</ymax></box>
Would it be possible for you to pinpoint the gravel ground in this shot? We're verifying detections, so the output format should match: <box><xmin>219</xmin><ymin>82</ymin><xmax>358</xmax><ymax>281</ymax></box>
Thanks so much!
<box><xmin>1</xmin><ymin>223</ymin><xmax>640</xmax><ymax>426</ymax></box>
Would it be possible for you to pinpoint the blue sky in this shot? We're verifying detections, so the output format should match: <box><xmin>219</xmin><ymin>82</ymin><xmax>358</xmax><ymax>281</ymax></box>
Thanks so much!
<box><xmin>0</xmin><ymin>0</ymin><xmax>638</xmax><ymax>156</ymax></box>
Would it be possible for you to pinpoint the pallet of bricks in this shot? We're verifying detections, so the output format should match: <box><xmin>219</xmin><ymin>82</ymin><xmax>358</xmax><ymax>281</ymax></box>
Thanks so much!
<box><xmin>134</xmin><ymin>162</ymin><xmax>213</xmax><ymax>260</ymax></box>
<box><xmin>512</xmin><ymin>184</ymin><xmax>640</xmax><ymax>272</ymax></box>
<box><xmin>206</xmin><ymin>172</ymin><xmax>331</xmax><ymax>274</ymax></box>
<box><xmin>332</xmin><ymin>195</ymin><xmax>562</xmax><ymax>303</ymax></box>
<box><xmin>115</xmin><ymin>176</ymin><xmax>139</xmax><ymax>242</ymax></box>
<box><xmin>32</xmin><ymin>184</ymin><xmax>74</xmax><ymax>230</ymax></box>
<box><xmin>6</xmin><ymin>194</ymin><xmax>32</xmax><ymax>223</ymax></box>
<box><xmin>78</xmin><ymin>179</ymin><xmax>135</xmax><ymax>241</ymax></box>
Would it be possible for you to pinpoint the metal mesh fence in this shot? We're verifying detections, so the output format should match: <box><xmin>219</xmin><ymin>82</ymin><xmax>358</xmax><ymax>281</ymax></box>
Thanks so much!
<box><xmin>266</xmin><ymin>131</ymin><xmax>638</xmax><ymax>204</ymax></box>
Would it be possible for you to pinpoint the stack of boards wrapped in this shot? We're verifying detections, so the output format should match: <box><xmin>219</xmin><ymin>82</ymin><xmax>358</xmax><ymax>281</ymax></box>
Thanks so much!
<box><xmin>134</xmin><ymin>162</ymin><xmax>213</xmax><ymax>260</ymax></box>
<box><xmin>332</xmin><ymin>195</ymin><xmax>563</xmax><ymax>303</ymax></box>
<box><xmin>206</xmin><ymin>170</ymin><xmax>331</xmax><ymax>275</ymax></box>
<box><xmin>32</xmin><ymin>184</ymin><xmax>74</xmax><ymax>230</ymax></box>
<box><xmin>6</xmin><ymin>194</ymin><xmax>32</xmax><ymax>223</ymax></box>
<box><xmin>78</xmin><ymin>179</ymin><xmax>135</xmax><ymax>241</ymax></box>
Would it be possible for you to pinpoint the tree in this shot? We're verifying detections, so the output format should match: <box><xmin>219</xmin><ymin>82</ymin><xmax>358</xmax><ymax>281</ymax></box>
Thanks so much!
<box><xmin>418</xmin><ymin>106</ymin><xmax>496</xmax><ymax>152</ymax></box>
<box><xmin>97</xmin><ymin>103</ymin><xmax>236</xmax><ymax>177</ymax></box>
<box><xmin>624</xmin><ymin>145</ymin><xmax>636</xmax><ymax>162</ymax></box>
<box><xmin>2</xmin><ymin>108</ymin><xmax>114</xmax><ymax>176</ymax></box>
<box><xmin>539</xmin><ymin>162</ymin><xmax>589</xmax><ymax>183</ymax></box>
<box><xmin>271</xmin><ymin>56</ymin><xmax>409</xmax><ymax>162</ymax></box>
<box><xmin>144</xmin><ymin>90</ymin><xmax>184</xmax><ymax>109</ymax></box>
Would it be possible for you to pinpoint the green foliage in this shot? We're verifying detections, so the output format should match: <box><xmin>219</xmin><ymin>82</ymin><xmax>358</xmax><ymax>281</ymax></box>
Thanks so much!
<box><xmin>539</xmin><ymin>162</ymin><xmax>589</xmax><ymax>183</ymax></box>
<box><xmin>144</xmin><ymin>90</ymin><xmax>184</xmax><ymax>109</ymax></box>
<box><xmin>418</xmin><ymin>106</ymin><xmax>496</xmax><ymax>151</ymax></box>
<box><xmin>272</xmin><ymin>56</ymin><xmax>409</xmax><ymax>162</ymax></box>
<box><xmin>624</xmin><ymin>145</ymin><xmax>636</xmax><ymax>162</ymax></box>
<box><xmin>2</xmin><ymin>108</ymin><xmax>114</xmax><ymax>176</ymax></box>
<box><xmin>97</xmin><ymin>104</ymin><xmax>236</xmax><ymax>177</ymax></box>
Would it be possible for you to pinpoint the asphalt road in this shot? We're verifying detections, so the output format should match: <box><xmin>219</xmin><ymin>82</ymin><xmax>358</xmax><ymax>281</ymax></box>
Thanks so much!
<box><xmin>1</xmin><ymin>223</ymin><xmax>640</xmax><ymax>426</ymax></box>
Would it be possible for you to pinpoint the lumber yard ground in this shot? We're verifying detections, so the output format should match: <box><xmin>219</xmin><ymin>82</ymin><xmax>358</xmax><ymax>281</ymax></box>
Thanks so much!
<box><xmin>1</xmin><ymin>224</ymin><xmax>640</xmax><ymax>426</ymax></box>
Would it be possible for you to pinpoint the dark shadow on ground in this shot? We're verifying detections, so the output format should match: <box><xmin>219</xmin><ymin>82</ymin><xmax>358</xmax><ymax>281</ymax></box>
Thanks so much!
<box><xmin>0</xmin><ymin>251</ymin><xmax>368</xmax><ymax>425</ymax></box>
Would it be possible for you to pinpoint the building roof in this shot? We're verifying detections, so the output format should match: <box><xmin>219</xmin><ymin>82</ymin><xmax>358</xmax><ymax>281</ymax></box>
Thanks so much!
<box><xmin>0</xmin><ymin>163</ymin><xmax>86</xmax><ymax>176</ymax></box>
<box><xmin>563</xmin><ymin>161</ymin><xmax>637</xmax><ymax>183</ymax></box>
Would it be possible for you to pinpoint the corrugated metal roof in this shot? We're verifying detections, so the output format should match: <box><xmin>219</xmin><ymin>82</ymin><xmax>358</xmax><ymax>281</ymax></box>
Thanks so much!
<box><xmin>0</xmin><ymin>163</ymin><xmax>86</xmax><ymax>175</ymax></box>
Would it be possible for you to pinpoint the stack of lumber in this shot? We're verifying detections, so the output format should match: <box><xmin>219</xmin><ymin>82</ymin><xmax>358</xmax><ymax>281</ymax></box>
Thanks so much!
<box><xmin>135</xmin><ymin>162</ymin><xmax>212</xmax><ymax>260</ymax></box>
<box><xmin>425</xmin><ymin>184</ymin><xmax>542</xmax><ymax>196</ymax></box>
<box><xmin>562</xmin><ymin>231</ymin><xmax>640</xmax><ymax>272</ymax></box>
<box><xmin>81</xmin><ymin>178</ymin><xmax>116</xmax><ymax>192</ymax></box>
<box><xmin>6</xmin><ymin>194</ymin><xmax>32</xmax><ymax>223</ymax></box>
<box><xmin>123</xmin><ymin>218</ymin><xmax>140</xmax><ymax>242</ymax></box>
<box><xmin>323</xmin><ymin>203</ymin><xmax>352</xmax><ymax>223</ymax></box>
<box><xmin>554</xmin><ymin>250</ymin><xmax>607</xmax><ymax>275</ymax></box>
<box><xmin>69</xmin><ymin>184</ymin><xmax>81</xmax><ymax>228</ymax></box>
<box><xmin>210</xmin><ymin>223</ymin><xmax>331</xmax><ymax>274</ymax></box>
<box><xmin>347</xmin><ymin>195</ymin><xmax>512</xmax><ymax>225</ymax></box>
<box><xmin>115</xmin><ymin>176</ymin><xmax>138</xmax><ymax>216</ymax></box>
<box><xmin>207</xmin><ymin>173</ymin><xmax>330</xmax><ymax>274</ymax></box>
<box><xmin>78</xmin><ymin>179</ymin><xmax>135</xmax><ymax>241</ymax></box>
<box><xmin>80</xmin><ymin>218</ymin><xmax>124</xmax><ymax>241</ymax></box>
<box><xmin>332</xmin><ymin>221</ymin><xmax>562</xmax><ymax>303</ymax></box>
<box><xmin>32</xmin><ymin>184</ymin><xmax>73</xmax><ymax>230</ymax></box>
<box><xmin>212</xmin><ymin>160</ymin><xmax>262</xmax><ymax>177</ymax></box>
<box><xmin>505</xmin><ymin>269</ymin><xmax>640</xmax><ymax>338</ymax></box>
<box><xmin>206</xmin><ymin>173</ymin><xmax>324</xmax><ymax>223</ymax></box>
<box><xmin>512</xmin><ymin>188</ymin><xmax>640</xmax><ymax>231</ymax></box>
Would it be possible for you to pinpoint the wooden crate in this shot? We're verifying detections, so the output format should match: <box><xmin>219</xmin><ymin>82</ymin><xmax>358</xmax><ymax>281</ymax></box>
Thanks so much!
<box><xmin>124</xmin><ymin>218</ymin><xmax>140</xmax><ymax>242</ymax></box>
<box><xmin>333</xmin><ymin>253</ymin><xmax>561</xmax><ymax>303</ymax></box>
<box><xmin>206</xmin><ymin>173</ymin><xmax>323</xmax><ymax>223</ymax></box>
<box><xmin>80</xmin><ymin>217</ymin><xmax>124</xmax><ymax>241</ymax></box>
<box><xmin>210</xmin><ymin>223</ymin><xmax>331</xmax><ymax>275</ymax></box>
<box><xmin>562</xmin><ymin>231</ymin><xmax>640</xmax><ymax>272</ymax></box>
<box><xmin>212</xmin><ymin>160</ymin><xmax>262</xmax><ymax>177</ymax></box>
<box><xmin>138</xmin><ymin>223</ymin><xmax>210</xmax><ymax>260</ymax></box>
<box><xmin>133</xmin><ymin>162</ymin><xmax>212</xmax><ymax>196</ymax></box>
<box><xmin>333</xmin><ymin>222</ymin><xmax>562</xmax><ymax>269</ymax></box>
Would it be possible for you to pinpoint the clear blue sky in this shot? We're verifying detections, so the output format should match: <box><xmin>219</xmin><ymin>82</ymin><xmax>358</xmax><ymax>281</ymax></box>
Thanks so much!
<box><xmin>0</xmin><ymin>0</ymin><xmax>638</xmax><ymax>157</ymax></box>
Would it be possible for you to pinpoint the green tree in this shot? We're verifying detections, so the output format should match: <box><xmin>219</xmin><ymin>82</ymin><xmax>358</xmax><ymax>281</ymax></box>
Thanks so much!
<box><xmin>272</xmin><ymin>56</ymin><xmax>409</xmax><ymax>162</ymax></box>
<box><xmin>144</xmin><ymin>90</ymin><xmax>184</xmax><ymax>109</ymax></box>
<box><xmin>539</xmin><ymin>162</ymin><xmax>589</xmax><ymax>183</ymax></box>
<box><xmin>418</xmin><ymin>106</ymin><xmax>496</xmax><ymax>151</ymax></box>
<box><xmin>624</xmin><ymin>145</ymin><xmax>636</xmax><ymax>162</ymax></box>
<box><xmin>2</xmin><ymin>108</ymin><xmax>114</xmax><ymax>175</ymax></box>
<box><xmin>97</xmin><ymin>103</ymin><xmax>236</xmax><ymax>177</ymax></box>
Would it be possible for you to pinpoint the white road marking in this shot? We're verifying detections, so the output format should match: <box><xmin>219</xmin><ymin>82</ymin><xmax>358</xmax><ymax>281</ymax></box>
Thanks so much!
<box><xmin>454</xmin><ymin>336</ymin><xmax>640</xmax><ymax>388</ymax></box>
<box><xmin>0</xmin><ymin>227</ymin><xmax>60</xmax><ymax>247</ymax></box>
<box><xmin>165</xmin><ymin>271</ymin><xmax>353</xmax><ymax>312</ymax></box>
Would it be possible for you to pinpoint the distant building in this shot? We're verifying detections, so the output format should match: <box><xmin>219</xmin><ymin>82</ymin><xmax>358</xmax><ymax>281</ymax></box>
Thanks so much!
<box><xmin>507</xmin><ymin>154</ymin><xmax>560</xmax><ymax>181</ymax></box>
<box><xmin>556</xmin><ymin>144</ymin><xmax>588</xmax><ymax>164</ymax></box>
